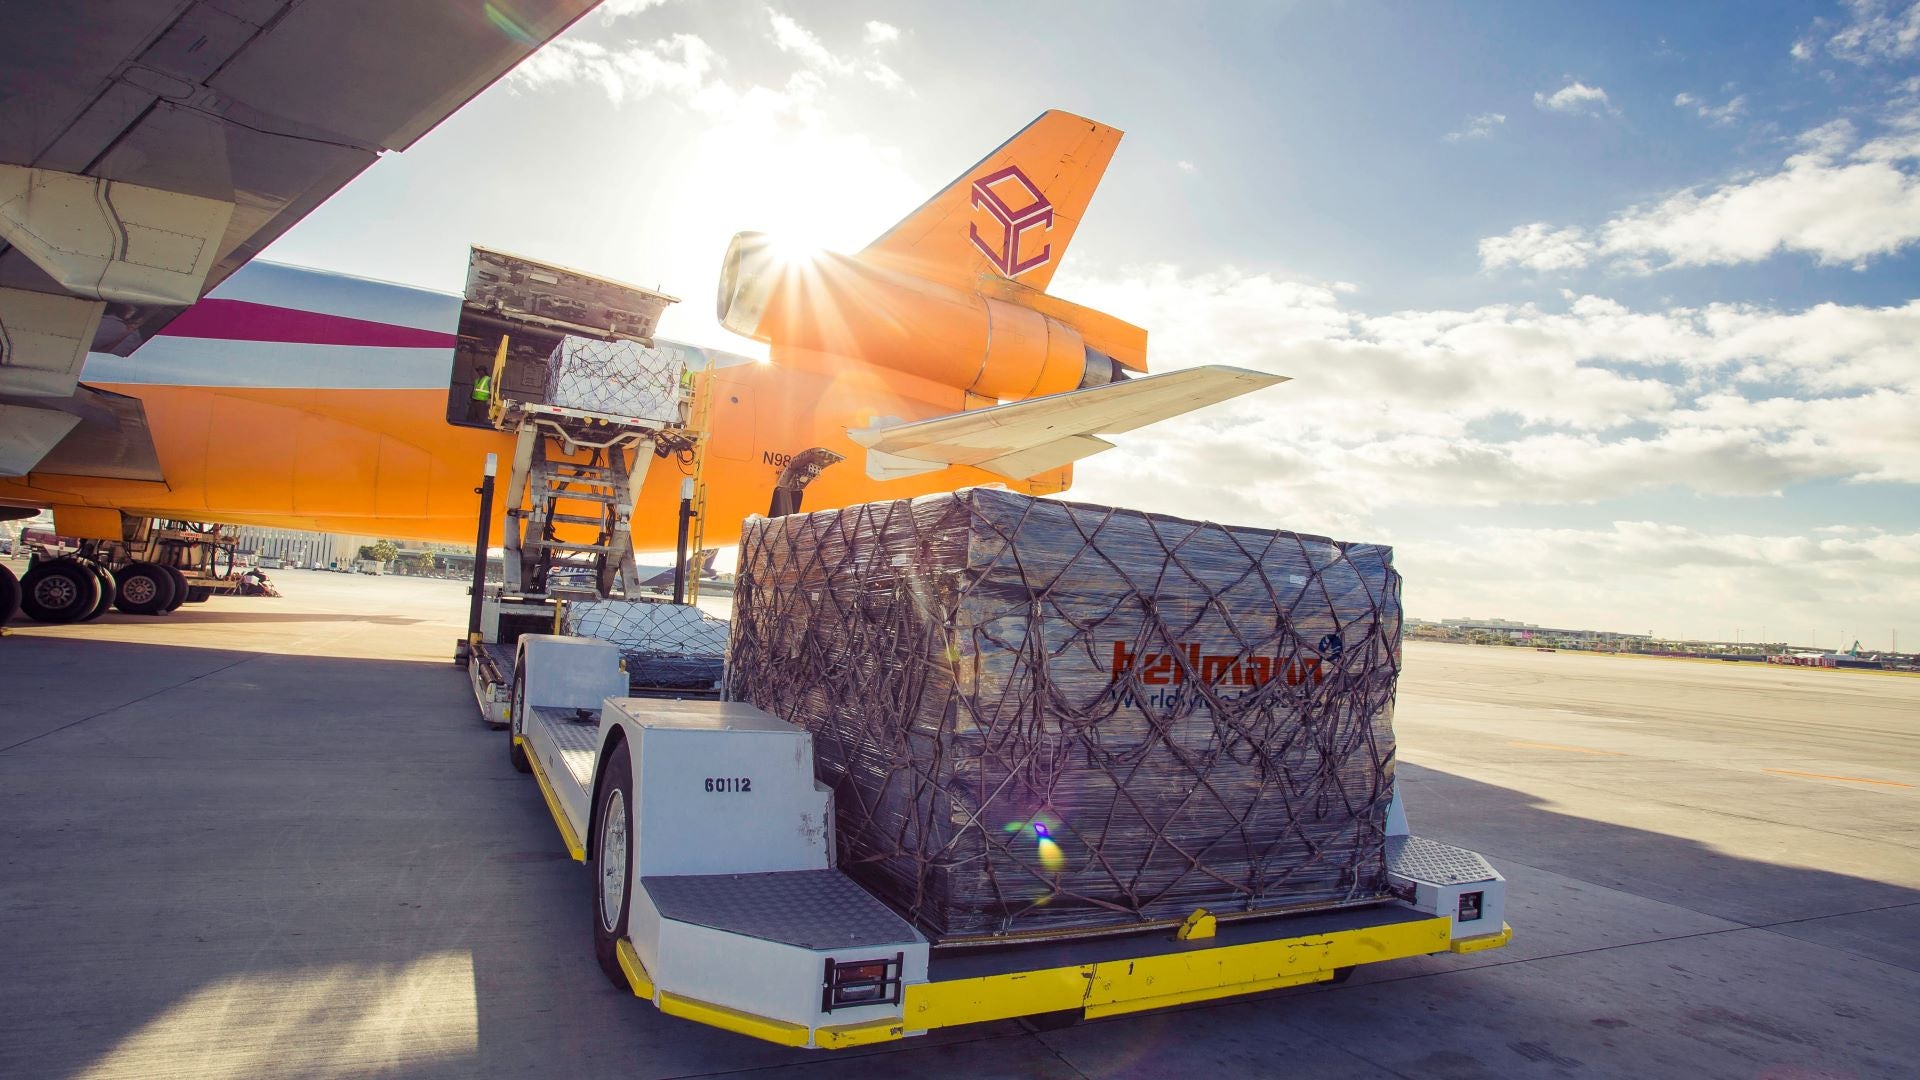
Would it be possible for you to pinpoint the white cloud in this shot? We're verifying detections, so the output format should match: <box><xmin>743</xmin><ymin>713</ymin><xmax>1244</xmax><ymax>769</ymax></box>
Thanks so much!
<box><xmin>863</xmin><ymin>20</ymin><xmax>901</xmax><ymax>45</ymax></box>
<box><xmin>511</xmin><ymin>8</ymin><xmax>911</xmax><ymax>114</ymax></box>
<box><xmin>1046</xmin><ymin>262</ymin><xmax>1920</xmax><ymax>636</ymax></box>
<box><xmin>508</xmin><ymin>35</ymin><xmax>716</xmax><ymax>106</ymax></box>
<box><xmin>598</xmin><ymin>0</ymin><xmax>673</xmax><ymax>22</ymax></box>
<box><xmin>1802</xmin><ymin>0</ymin><xmax>1920</xmax><ymax>64</ymax></box>
<box><xmin>1443</xmin><ymin>112</ymin><xmax>1507</xmax><ymax>142</ymax></box>
<box><xmin>1479</xmin><ymin>111</ymin><xmax>1920</xmax><ymax>272</ymax></box>
<box><xmin>1176</xmin><ymin>160</ymin><xmax>1197</xmax><ymax>173</ymax></box>
<box><xmin>765</xmin><ymin>8</ymin><xmax>907</xmax><ymax>91</ymax></box>
<box><xmin>1402</xmin><ymin>522</ymin><xmax>1920</xmax><ymax>637</ymax></box>
<box><xmin>1057</xmin><ymin>262</ymin><xmax>1920</xmax><ymax>507</ymax></box>
<box><xmin>767</xmin><ymin>8</ymin><xmax>847</xmax><ymax>72</ymax></box>
<box><xmin>1674</xmin><ymin>90</ymin><xmax>1748</xmax><ymax>125</ymax></box>
<box><xmin>1533</xmin><ymin>81</ymin><xmax>1614</xmax><ymax>115</ymax></box>
<box><xmin>1478</xmin><ymin>223</ymin><xmax>1595</xmax><ymax>272</ymax></box>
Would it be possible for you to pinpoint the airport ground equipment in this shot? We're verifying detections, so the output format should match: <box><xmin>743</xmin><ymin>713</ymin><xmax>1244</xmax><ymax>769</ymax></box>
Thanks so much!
<box><xmin>500</xmin><ymin>635</ymin><xmax>1510</xmax><ymax>1049</ymax></box>
<box><xmin>457</xmin><ymin>248</ymin><xmax>722</xmax><ymax>723</ymax></box>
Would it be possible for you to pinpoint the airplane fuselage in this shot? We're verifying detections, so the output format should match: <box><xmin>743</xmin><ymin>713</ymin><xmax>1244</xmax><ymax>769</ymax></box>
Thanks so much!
<box><xmin>0</xmin><ymin>261</ymin><xmax>1064</xmax><ymax>549</ymax></box>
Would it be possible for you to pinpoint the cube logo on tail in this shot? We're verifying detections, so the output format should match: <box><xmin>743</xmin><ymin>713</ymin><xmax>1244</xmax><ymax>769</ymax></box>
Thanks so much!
<box><xmin>968</xmin><ymin>165</ymin><xmax>1054</xmax><ymax>278</ymax></box>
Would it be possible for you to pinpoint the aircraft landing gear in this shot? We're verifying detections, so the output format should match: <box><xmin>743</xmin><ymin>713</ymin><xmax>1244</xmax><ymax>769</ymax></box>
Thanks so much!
<box><xmin>19</xmin><ymin>558</ymin><xmax>103</xmax><ymax>624</ymax></box>
<box><xmin>112</xmin><ymin>561</ymin><xmax>179</xmax><ymax>616</ymax></box>
<box><xmin>158</xmin><ymin>565</ymin><xmax>189</xmax><ymax>612</ymax></box>
<box><xmin>0</xmin><ymin>564</ymin><xmax>19</xmax><ymax>625</ymax></box>
<box><xmin>79</xmin><ymin>559</ymin><xmax>114</xmax><ymax>621</ymax></box>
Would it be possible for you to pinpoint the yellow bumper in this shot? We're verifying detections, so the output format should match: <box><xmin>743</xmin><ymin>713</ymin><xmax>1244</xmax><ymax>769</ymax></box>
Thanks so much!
<box><xmin>903</xmin><ymin>914</ymin><xmax>1454</xmax><ymax>1029</ymax></box>
<box><xmin>616</xmin><ymin>912</ymin><xmax>1505</xmax><ymax>1049</ymax></box>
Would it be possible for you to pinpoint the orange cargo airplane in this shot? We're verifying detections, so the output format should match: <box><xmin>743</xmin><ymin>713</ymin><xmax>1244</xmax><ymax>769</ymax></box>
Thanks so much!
<box><xmin>0</xmin><ymin>110</ymin><xmax>1282</xmax><ymax>623</ymax></box>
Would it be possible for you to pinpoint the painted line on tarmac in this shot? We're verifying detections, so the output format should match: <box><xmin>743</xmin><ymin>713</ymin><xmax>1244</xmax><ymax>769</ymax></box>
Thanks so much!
<box><xmin>0</xmin><ymin>653</ymin><xmax>258</xmax><ymax>755</ymax></box>
<box><xmin>1763</xmin><ymin>768</ymin><xmax>1912</xmax><ymax>789</ymax></box>
<box><xmin>1507</xmin><ymin>740</ymin><xmax>1623</xmax><ymax>756</ymax></box>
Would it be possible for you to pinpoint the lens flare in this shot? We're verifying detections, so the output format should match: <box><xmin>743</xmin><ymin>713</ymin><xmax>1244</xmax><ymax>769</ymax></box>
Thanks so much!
<box><xmin>482</xmin><ymin>3</ymin><xmax>537</xmax><ymax>45</ymax></box>
<box><xmin>765</xmin><ymin>233</ymin><xmax>825</xmax><ymax>266</ymax></box>
<box><xmin>1006</xmin><ymin>818</ymin><xmax>1068</xmax><ymax>872</ymax></box>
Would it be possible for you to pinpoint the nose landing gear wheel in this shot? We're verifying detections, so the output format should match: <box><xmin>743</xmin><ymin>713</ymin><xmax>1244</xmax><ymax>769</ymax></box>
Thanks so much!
<box><xmin>113</xmin><ymin>562</ymin><xmax>179</xmax><ymax>615</ymax></box>
<box><xmin>19</xmin><ymin>558</ymin><xmax>103</xmax><ymax>623</ymax></box>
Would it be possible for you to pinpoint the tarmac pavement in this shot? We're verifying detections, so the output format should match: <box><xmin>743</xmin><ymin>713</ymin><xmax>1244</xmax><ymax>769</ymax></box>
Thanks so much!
<box><xmin>1</xmin><ymin>570</ymin><xmax>1915</xmax><ymax>1078</ymax></box>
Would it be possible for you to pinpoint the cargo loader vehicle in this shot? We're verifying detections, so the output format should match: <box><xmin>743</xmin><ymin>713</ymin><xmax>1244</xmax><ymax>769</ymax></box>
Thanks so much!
<box><xmin>492</xmin><ymin>630</ymin><xmax>1510</xmax><ymax>1049</ymax></box>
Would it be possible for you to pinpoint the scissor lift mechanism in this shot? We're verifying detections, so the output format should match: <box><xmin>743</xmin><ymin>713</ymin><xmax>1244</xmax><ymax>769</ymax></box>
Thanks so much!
<box><xmin>459</xmin><ymin>246</ymin><xmax>712</xmax><ymax>726</ymax></box>
<box><xmin>505</xmin><ymin>635</ymin><xmax>1511</xmax><ymax>1049</ymax></box>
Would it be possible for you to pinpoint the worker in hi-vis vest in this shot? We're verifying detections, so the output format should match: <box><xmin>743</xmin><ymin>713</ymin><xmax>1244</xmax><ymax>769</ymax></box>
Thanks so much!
<box><xmin>472</xmin><ymin>367</ymin><xmax>492</xmax><ymax>403</ymax></box>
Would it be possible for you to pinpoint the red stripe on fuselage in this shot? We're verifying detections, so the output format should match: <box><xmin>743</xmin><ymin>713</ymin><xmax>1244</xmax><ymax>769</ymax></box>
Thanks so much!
<box><xmin>158</xmin><ymin>299</ymin><xmax>456</xmax><ymax>349</ymax></box>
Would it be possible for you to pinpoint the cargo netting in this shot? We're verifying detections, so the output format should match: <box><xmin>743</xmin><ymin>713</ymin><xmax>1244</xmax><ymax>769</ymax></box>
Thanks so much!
<box><xmin>546</xmin><ymin>336</ymin><xmax>683</xmax><ymax>424</ymax></box>
<box><xmin>727</xmin><ymin>488</ymin><xmax>1401</xmax><ymax>942</ymax></box>
<box><xmin>565</xmin><ymin>599</ymin><xmax>726</xmax><ymax>690</ymax></box>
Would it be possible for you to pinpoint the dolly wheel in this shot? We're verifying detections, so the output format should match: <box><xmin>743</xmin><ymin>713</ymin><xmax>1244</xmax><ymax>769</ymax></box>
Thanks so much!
<box><xmin>185</xmin><ymin>586</ymin><xmax>213</xmax><ymax>603</ymax></box>
<box><xmin>159</xmin><ymin>566</ymin><xmax>190</xmax><ymax>612</ymax></box>
<box><xmin>0</xmin><ymin>563</ymin><xmax>20</xmax><ymax>624</ymax></box>
<box><xmin>508</xmin><ymin>673</ymin><xmax>532</xmax><ymax>771</ymax></box>
<box><xmin>113</xmin><ymin>562</ymin><xmax>178</xmax><ymax>615</ymax></box>
<box><xmin>589</xmin><ymin>742</ymin><xmax>636</xmax><ymax>990</ymax></box>
<box><xmin>20</xmin><ymin>559</ymin><xmax>102</xmax><ymax>623</ymax></box>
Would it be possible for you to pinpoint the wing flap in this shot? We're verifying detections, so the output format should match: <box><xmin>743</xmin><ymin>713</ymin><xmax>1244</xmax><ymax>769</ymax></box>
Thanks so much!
<box><xmin>848</xmin><ymin>366</ymin><xmax>1285</xmax><ymax>480</ymax></box>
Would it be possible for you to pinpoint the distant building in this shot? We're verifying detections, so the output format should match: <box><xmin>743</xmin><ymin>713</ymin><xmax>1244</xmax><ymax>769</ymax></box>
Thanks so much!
<box><xmin>229</xmin><ymin>527</ymin><xmax>469</xmax><ymax>570</ymax></box>
<box><xmin>1440</xmin><ymin>618</ymin><xmax>1651</xmax><ymax>644</ymax></box>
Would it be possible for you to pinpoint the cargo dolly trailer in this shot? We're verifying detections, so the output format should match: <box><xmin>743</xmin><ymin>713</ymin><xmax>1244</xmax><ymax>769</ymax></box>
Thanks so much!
<box><xmin>505</xmin><ymin>635</ymin><xmax>1510</xmax><ymax>1049</ymax></box>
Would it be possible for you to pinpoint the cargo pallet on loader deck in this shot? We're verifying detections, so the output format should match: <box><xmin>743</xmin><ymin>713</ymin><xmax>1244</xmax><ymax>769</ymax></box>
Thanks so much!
<box><xmin>500</xmin><ymin>634</ymin><xmax>1511</xmax><ymax>1049</ymax></box>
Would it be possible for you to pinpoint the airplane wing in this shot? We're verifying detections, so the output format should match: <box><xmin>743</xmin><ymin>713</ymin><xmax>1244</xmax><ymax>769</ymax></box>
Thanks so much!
<box><xmin>847</xmin><ymin>366</ymin><xmax>1287</xmax><ymax>481</ymax></box>
<box><xmin>0</xmin><ymin>1</ymin><xmax>598</xmax><ymax>477</ymax></box>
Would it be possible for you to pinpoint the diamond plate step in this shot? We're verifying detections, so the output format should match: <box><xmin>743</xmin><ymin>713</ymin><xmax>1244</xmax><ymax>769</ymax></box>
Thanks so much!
<box><xmin>1386</xmin><ymin>835</ymin><xmax>1498</xmax><ymax>886</ymax></box>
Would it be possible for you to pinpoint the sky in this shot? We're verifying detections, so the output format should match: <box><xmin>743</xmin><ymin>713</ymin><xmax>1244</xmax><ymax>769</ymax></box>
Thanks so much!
<box><xmin>262</xmin><ymin>0</ymin><xmax>1920</xmax><ymax>648</ymax></box>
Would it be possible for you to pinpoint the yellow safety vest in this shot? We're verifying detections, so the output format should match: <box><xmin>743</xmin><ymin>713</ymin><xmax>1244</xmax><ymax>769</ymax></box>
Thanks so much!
<box><xmin>472</xmin><ymin>373</ymin><xmax>492</xmax><ymax>401</ymax></box>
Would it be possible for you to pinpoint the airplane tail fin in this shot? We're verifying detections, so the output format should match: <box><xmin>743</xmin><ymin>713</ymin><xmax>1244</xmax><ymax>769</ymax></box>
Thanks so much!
<box><xmin>860</xmin><ymin>110</ymin><xmax>1121</xmax><ymax>293</ymax></box>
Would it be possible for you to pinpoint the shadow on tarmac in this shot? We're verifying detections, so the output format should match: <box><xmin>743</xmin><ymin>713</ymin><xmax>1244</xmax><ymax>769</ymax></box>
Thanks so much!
<box><xmin>130</xmin><ymin>609</ymin><xmax>432</xmax><ymax>626</ymax></box>
<box><xmin>0</xmin><ymin>635</ymin><xmax>1913</xmax><ymax>1079</ymax></box>
<box><xmin>4</xmin><ymin>610</ymin><xmax>433</xmax><ymax>628</ymax></box>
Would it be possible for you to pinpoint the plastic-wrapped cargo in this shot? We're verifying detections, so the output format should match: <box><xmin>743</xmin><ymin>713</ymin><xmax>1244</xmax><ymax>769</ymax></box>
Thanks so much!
<box><xmin>545</xmin><ymin>335</ymin><xmax>682</xmax><ymax>423</ymax></box>
<box><xmin>727</xmin><ymin>488</ymin><xmax>1401</xmax><ymax>942</ymax></box>
<box><xmin>565</xmin><ymin>600</ymin><xmax>726</xmax><ymax>690</ymax></box>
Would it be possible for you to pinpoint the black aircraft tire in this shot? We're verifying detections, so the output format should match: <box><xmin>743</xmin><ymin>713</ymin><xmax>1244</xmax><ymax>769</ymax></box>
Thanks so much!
<box><xmin>589</xmin><ymin>742</ymin><xmax>636</xmax><ymax>989</ymax></box>
<box><xmin>114</xmin><ymin>562</ymin><xmax>178</xmax><ymax>615</ymax></box>
<box><xmin>159</xmin><ymin>566</ymin><xmax>189</xmax><ymax>611</ymax></box>
<box><xmin>0</xmin><ymin>563</ymin><xmax>19</xmax><ymax>624</ymax></box>
<box><xmin>186</xmin><ymin>586</ymin><xmax>213</xmax><ymax>603</ymax></box>
<box><xmin>81</xmin><ymin>560</ymin><xmax>115</xmax><ymax>621</ymax></box>
<box><xmin>20</xmin><ymin>559</ymin><xmax>102</xmax><ymax>624</ymax></box>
